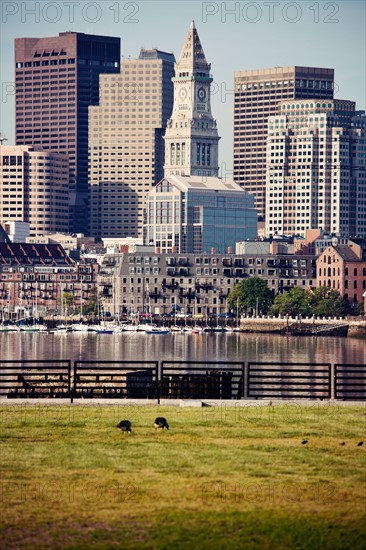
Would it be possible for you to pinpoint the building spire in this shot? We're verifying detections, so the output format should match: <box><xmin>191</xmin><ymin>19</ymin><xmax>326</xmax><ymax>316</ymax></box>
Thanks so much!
<box><xmin>177</xmin><ymin>22</ymin><xmax>210</xmax><ymax>73</ymax></box>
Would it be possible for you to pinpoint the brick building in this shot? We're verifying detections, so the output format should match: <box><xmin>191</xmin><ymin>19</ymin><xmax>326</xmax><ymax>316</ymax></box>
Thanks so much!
<box><xmin>0</xmin><ymin>243</ymin><xmax>98</xmax><ymax>318</ymax></box>
<box><xmin>317</xmin><ymin>242</ymin><xmax>366</xmax><ymax>308</ymax></box>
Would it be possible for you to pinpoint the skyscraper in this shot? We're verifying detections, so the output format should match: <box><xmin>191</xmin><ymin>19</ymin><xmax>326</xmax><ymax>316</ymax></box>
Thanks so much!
<box><xmin>233</xmin><ymin>66</ymin><xmax>334</xmax><ymax>219</ymax></box>
<box><xmin>15</xmin><ymin>32</ymin><xmax>121</xmax><ymax>233</ymax></box>
<box><xmin>0</xmin><ymin>145</ymin><xmax>69</xmax><ymax>236</ymax></box>
<box><xmin>164</xmin><ymin>21</ymin><xmax>220</xmax><ymax>177</ymax></box>
<box><xmin>144</xmin><ymin>23</ymin><xmax>257</xmax><ymax>254</ymax></box>
<box><xmin>89</xmin><ymin>49</ymin><xmax>175</xmax><ymax>239</ymax></box>
<box><xmin>265</xmin><ymin>99</ymin><xmax>366</xmax><ymax>238</ymax></box>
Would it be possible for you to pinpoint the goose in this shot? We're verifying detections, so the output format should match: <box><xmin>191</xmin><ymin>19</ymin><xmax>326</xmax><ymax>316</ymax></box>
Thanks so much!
<box><xmin>154</xmin><ymin>417</ymin><xmax>169</xmax><ymax>430</ymax></box>
<box><xmin>116</xmin><ymin>420</ymin><xmax>132</xmax><ymax>433</ymax></box>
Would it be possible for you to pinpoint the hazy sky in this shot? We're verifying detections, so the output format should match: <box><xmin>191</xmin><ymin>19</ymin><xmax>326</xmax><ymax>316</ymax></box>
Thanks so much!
<box><xmin>1</xmin><ymin>0</ymin><xmax>365</xmax><ymax>172</ymax></box>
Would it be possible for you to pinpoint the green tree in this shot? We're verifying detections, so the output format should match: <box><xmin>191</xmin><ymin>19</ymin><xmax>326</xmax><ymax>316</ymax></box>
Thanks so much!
<box><xmin>271</xmin><ymin>287</ymin><xmax>313</xmax><ymax>317</ymax></box>
<box><xmin>83</xmin><ymin>286</ymin><xmax>99</xmax><ymax>316</ymax></box>
<box><xmin>58</xmin><ymin>291</ymin><xmax>74</xmax><ymax>314</ymax></box>
<box><xmin>227</xmin><ymin>277</ymin><xmax>274</xmax><ymax>315</ymax></box>
<box><xmin>311</xmin><ymin>286</ymin><xmax>347</xmax><ymax>317</ymax></box>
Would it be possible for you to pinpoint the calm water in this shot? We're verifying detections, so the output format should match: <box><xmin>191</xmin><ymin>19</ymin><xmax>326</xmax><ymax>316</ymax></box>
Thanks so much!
<box><xmin>0</xmin><ymin>332</ymin><xmax>365</xmax><ymax>365</ymax></box>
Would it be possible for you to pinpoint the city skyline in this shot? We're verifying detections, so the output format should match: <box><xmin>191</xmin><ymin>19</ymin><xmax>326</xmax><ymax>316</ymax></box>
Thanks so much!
<box><xmin>1</xmin><ymin>0</ymin><xmax>365</xmax><ymax>174</ymax></box>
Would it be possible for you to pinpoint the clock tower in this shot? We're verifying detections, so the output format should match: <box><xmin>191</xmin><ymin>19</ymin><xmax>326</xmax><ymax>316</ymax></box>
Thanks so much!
<box><xmin>164</xmin><ymin>21</ymin><xmax>220</xmax><ymax>177</ymax></box>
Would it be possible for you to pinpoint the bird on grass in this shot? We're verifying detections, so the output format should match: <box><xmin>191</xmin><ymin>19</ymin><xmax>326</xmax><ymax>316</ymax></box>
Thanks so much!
<box><xmin>301</xmin><ymin>440</ymin><xmax>308</xmax><ymax>445</ymax></box>
<box><xmin>116</xmin><ymin>420</ymin><xmax>132</xmax><ymax>434</ymax></box>
<box><xmin>340</xmin><ymin>442</ymin><xmax>346</xmax><ymax>446</ymax></box>
<box><xmin>154</xmin><ymin>417</ymin><xmax>169</xmax><ymax>430</ymax></box>
<box><xmin>357</xmin><ymin>441</ymin><xmax>363</xmax><ymax>447</ymax></box>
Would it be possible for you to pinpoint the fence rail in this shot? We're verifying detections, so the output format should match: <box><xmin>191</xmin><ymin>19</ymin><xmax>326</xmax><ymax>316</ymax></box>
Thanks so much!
<box><xmin>334</xmin><ymin>363</ymin><xmax>366</xmax><ymax>401</ymax></box>
<box><xmin>0</xmin><ymin>360</ymin><xmax>364</xmax><ymax>401</ymax></box>
<box><xmin>161</xmin><ymin>361</ymin><xmax>244</xmax><ymax>400</ymax></box>
<box><xmin>0</xmin><ymin>360</ymin><xmax>71</xmax><ymax>398</ymax></box>
<box><xmin>73</xmin><ymin>361</ymin><xmax>159</xmax><ymax>401</ymax></box>
<box><xmin>247</xmin><ymin>362</ymin><xmax>332</xmax><ymax>399</ymax></box>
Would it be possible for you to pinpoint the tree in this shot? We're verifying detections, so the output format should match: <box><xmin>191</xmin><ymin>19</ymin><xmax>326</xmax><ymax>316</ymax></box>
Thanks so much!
<box><xmin>271</xmin><ymin>287</ymin><xmax>313</xmax><ymax>317</ymax></box>
<box><xmin>310</xmin><ymin>287</ymin><xmax>347</xmax><ymax>317</ymax></box>
<box><xmin>227</xmin><ymin>277</ymin><xmax>274</xmax><ymax>315</ymax></box>
<box><xmin>83</xmin><ymin>286</ymin><xmax>99</xmax><ymax>316</ymax></box>
<box><xmin>58</xmin><ymin>291</ymin><xmax>74</xmax><ymax>314</ymax></box>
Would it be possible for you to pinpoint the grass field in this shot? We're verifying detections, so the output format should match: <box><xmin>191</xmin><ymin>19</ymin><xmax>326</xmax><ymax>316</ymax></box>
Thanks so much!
<box><xmin>0</xmin><ymin>402</ymin><xmax>365</xmax><ymax>549</ymax></box>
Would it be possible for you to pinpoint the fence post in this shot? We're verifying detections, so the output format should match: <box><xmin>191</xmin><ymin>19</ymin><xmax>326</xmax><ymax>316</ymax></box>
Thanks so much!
<box><xmin>69</xmin><ymin>360</ymin><xmax>73</xmax><ymax>404</ymax></box>
<box><xmin>330</xmin><ymin>363</ymin><xmax>335</xmax><ymax>400</ymax></box>
<box><xmin>245</xmin><ymin>362</ymin><xmax>249</xmax><ymax>399</ymax></box>
<box><xmin>157</xmin><ymin>361</ymin><xmax>161</xmax><ymax>404</ymax></box>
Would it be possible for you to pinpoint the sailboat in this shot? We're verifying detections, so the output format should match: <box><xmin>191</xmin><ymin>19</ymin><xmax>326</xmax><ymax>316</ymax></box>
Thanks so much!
<box><xmin>20</xmin><ymin>280</ymin><xmax>47</xmax><ymax>332</ymax></box>
<box><xmin>72</xmin><ymin>278</ymin><xmax>90</xmax><ymax>332</ymax></box>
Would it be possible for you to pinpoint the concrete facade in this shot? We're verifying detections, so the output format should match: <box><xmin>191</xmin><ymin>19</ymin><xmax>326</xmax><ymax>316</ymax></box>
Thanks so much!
<box><xmin>265</xmin><ymin>101</ymin><xmax>366</xmax><ymax>237</ymax></box>
<box><xmin>233</xmin><ymin>66</ymin><xmax>334</xmax><ymax>219</ymax></box>
<box><xmin>88</xmin><ymin>49</ymin><xmax>175</xmax><ymax>240</ymax></box>
<box><xmin>0</xmin><ymin>146</ymin><xmax>69</xmax><ymax>236</ymax></box>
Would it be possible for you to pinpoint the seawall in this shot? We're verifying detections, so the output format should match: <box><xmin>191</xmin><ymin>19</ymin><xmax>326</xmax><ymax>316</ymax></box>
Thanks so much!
<box><xmin>239</xmin><ymin>317</ymin><xmax>366</xmax><ymax>337</ymax></box>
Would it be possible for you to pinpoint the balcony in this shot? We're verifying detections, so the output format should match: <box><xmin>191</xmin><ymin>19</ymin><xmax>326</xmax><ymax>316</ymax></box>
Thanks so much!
<box><xmin>196</xmin><ymin>281</ymin><xmax>213</xmax><ymax>290</ymax></box>
<box><xmin>162</xmin><ymin>281</ymin><xmax>179</xmax><ymax>290</ymax></box>
<box><xmin>180</xmin><ymin>289</ymin><xmax>196</xmax><ymax>298</ymax></box>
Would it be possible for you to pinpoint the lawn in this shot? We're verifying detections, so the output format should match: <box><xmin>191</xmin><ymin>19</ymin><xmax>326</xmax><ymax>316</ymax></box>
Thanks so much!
<box><xmin>0</xmin><ymin>403</ymin><xmax>365</xmax><ymax>549</ymax></box>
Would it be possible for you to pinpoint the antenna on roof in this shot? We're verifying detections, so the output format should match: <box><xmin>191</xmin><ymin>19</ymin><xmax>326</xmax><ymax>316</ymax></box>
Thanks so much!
<box><xmin>0</xmin><ymin>133</ymin><xmax>8</xmax><ymax>145</ymax></box>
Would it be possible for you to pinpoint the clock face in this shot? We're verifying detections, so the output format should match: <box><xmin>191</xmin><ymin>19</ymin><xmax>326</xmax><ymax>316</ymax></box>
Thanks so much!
<box><xmin>179</xmin><ymin>87</ymin><xmax>188</xmax><ymax>100</ymax></box>
<box><xmin>197</xmin><ymin>87</ymin><xmax>207</xmax><ymax>101</ymax></box>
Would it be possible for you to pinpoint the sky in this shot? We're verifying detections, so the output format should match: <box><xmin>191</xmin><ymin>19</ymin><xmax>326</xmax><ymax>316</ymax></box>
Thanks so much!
<box><xmin>1</xmin><ymin>0</ymin><xmax>365</xmax><ymax>173</ymax></box>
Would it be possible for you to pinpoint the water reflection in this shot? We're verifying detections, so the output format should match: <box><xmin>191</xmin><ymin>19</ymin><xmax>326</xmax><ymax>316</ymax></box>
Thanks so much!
<box><xmin>0</xmin><ymin>332</ymin><xmax>364</xmax><ymax>365</ymax></box>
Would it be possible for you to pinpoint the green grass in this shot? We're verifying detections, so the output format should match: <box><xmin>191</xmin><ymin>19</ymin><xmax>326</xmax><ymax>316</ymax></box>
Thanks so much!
<box><xmin>0</xmin><ymin>403</ymin><xmax>365</xmax><ymax>549</ymax></box>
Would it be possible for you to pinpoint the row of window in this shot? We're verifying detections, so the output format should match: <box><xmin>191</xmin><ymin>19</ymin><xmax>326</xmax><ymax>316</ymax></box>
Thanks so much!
<box><xmin>16</xmin><ymin>59</ymin><xmax>75</xmax><ymax>68</ymax></box>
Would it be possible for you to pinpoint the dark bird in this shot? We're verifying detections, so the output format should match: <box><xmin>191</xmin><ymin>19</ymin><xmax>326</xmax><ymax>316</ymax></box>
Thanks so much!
<box><xmin>301</xmin><ymin>440</ymin><xmax>308</xmax><ymax>445</ymax></box>
<box><xmin>17</xmin><ymin>373</ymin><xmax>32</xmax><ymax>389</ymax></box>
<box><xmin>340</xmin><ymin>442</ymin><xmax>346</xmax><ymax>446</ymax></box>
<box><xmin>357</xmin><ymin>441</ymin><xmax>363</xmax><ymax>447</ymax></box>
<box><xmin>116</xmin><ymin>420</ymin><xmax>132</xmax><ymax>433</ymax></box>
<box><xmin>154</xmin><ymin>417</ymin><xmax>169</xmax><ymax>430</ymax></box>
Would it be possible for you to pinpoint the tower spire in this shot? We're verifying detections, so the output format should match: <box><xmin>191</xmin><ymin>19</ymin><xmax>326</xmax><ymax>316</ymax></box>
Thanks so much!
<box><xmin>164</xmin><ymin>23</ymin><xmax>220</xmax><ymax>178</ymax></box>
<box><xmin>177</xmin><ymin>21</ymin><xmax>210</xmax><ymax>74</ymax></box>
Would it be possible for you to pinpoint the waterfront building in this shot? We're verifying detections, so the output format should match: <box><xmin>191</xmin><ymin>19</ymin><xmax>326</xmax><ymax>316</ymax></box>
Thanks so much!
<box><xmin>0</xmin><ymin>145</ymin><xmax>69</xmax><ymax>236</ymax></box>
<box><xmin>144</xmin><ymin>175</ymin><xmax>257</xmax><ymax>254</ymax></box>
<box><xmin>163</xmin><ymin>21</ymin><xmax>220</xmax><ymax>178</ymax></box>
<box><xmin>15</xmin><ymin>32</ymin><xmax>121</xmax><ymax>233</ymax></box>
<box><xmin>265</xmin><ymin>100</ymin><xmax>366</xmax><ymax>238</ymax></box>
<box><xmin>233</xmin><ymin>66</ymin><xmax>334</xmax><ymax>219</ymax></box>
<box><xmin>88</xmin><ymin>49</ymin><xmax>175</xmax><ymax>240</ymax></box>
<box><xmin>317</xmin><ymin>242</ymin><xmax>366</xmax><ymax>308</ymax></box>
<box><xmin>98</xmin><ymin>251</ymin><xmax>316</xmax><ymax>317</ymax></box>
<box><xmin>0</xmin><ymin>242</ymin><xmax>98</xmax><ymax>317</ymax></box>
